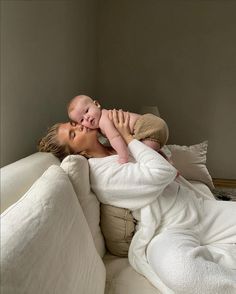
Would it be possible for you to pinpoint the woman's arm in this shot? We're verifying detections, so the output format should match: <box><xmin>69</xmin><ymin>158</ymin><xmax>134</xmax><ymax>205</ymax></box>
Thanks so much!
<box><xmin>89</xmin><ymin>110</ymin><xmax>178</xmax><ymax>210</ymax></box>
<box><xmin>109</xmin><ymin>109</ymin><xmax>177</xmax><ymax>173</ymax></box>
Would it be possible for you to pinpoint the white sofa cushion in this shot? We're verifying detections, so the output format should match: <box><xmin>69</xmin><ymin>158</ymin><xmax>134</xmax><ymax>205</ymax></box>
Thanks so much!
<box><xmin>104</xmin><ymin>254</ymin><xmax>161</xmax><ymax>294</ymax></box>
<box><xmin>1</xmin><ymin>152</ymin><xmax>60</xmax><ymax>213</ymax></box>
<box><xmin>1</xmin><ymin>165</ymin><xmax>106</xmax><ymax>294</ymax></box>
<box><xmin>61</xmin><ymin>155</ymin><xmax>106</xmax><ymax>258</ymax></box>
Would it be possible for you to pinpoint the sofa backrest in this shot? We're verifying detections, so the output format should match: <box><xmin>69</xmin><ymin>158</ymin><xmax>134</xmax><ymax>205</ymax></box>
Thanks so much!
<box><xmin>60</xmin><ymin>155</ymin><xmax>106</xmax><ymax>258</ymax></box>
<box><xmin>1</xmin><ymin>152</ymin><xmax>60</xmax><ymax>213</ymax></box>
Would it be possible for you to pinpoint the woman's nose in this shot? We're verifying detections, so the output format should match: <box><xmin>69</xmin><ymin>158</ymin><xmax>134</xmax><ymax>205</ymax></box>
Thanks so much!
<box><xmin>74</xmin><ymin>124</ymin><xmax>83</xmax><ymax>131</ymax></box>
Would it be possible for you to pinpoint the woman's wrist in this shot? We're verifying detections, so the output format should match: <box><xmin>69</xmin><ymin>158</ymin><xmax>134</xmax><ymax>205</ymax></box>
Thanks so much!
<box><xmin>124</xmin><ymin>134</ymin><xmax>134</xmax><ymax>145</ymax></box>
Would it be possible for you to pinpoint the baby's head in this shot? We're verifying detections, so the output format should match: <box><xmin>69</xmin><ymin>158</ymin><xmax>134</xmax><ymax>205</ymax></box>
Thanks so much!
<box><xmin>68</xmin><ymin>95</ymin><xmax>101</xmax><ymax>129</ymax></box>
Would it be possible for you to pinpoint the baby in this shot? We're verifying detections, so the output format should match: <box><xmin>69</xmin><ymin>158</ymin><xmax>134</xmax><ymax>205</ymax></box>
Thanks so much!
<box><xmin>68</xmin><ymin>95</ymin><xmax>169</xmax><ymax>163</ymax></box>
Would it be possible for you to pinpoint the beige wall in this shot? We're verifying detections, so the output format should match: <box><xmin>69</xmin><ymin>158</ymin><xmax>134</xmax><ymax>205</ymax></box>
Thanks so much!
<box><xmin>1</xmin><ymin>0</ymin><xmax>98</xmax><ymax>166</ymax></box>
<box><xmin>97</xmin><ymin>0</ymin><xmax>236</xmax><ymax>179</ymax></box>
<box><xmin>1</xmin><ymin>0</ymin><xmax>236</xmax><ymax>179</ymax></box>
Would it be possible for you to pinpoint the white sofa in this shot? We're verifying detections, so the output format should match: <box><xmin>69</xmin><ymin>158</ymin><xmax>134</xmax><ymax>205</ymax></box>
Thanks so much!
<box><xmin>1</xmin><ymin>150</ymin><xmax>214</xmax><ymax>294</ymax></box>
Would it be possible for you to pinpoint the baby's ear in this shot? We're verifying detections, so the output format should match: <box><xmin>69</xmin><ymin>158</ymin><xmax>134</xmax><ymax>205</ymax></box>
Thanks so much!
<box><xmin>93</xmin><ymin>100</ymin><xmax>101</xmax><ymax>109</ymax></box>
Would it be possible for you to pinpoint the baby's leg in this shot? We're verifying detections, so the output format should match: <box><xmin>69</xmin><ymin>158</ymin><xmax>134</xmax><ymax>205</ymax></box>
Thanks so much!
<box><xmin>141</xmin><ymin>139</ymin><xmax>160</xmax><ymax>151</ymax></box>
<box><xmin>142</xmin><ymin>139</ymin><xmax>172</xmax><ymax>162</ymax></box>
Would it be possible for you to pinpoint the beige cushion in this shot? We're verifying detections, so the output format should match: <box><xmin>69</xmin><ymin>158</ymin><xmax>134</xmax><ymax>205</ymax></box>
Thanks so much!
<box><xmin>101</xmin><ymin>204</ymin><xmax>136</xmax><ymax>257</ymax></box>
<box><xmin>167</xmin><ymin>141</ymin><xmax>214</xmax><ymax>189</ymax></box>
<box><xmin>104</xmin><ymin>254</ymin><xmax>160</xmax><ymax>294</ymax></box>
<box><xmin>1</xmin><ymin>165</ymin><xmax>106</xmax><ymax>294</ymax></box>
<box><xmin>61</xmin><ymin>155</ymin><xmax>106</xmax><ymax>258</ymax></box>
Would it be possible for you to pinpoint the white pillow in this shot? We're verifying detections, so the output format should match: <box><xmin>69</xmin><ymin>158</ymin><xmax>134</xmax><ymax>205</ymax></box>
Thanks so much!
<box><xmin>1</xmin><ymin>152</ymin><xmax>60</xmax><ymax>213</ymax></box>
<box><xmin>61</xmin><ymin>155</ymin><xmax>106</xmax><ymax>258</ymax></box>
<box><xmin>1</xmin><ymin>165</ymin><xmax>106</xmax><ymax>294</ymax></box>
<box><xmin>166</xmin><ymin>141</ymin><xmax>214</xmax><ymax>189</ymax></box>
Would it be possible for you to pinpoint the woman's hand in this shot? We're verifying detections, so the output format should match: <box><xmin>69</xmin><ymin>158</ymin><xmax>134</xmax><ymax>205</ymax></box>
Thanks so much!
<box><xmin>109</xmin><ymin>109</ymin><xmax>134</xmax><ymax>144</ymax></box>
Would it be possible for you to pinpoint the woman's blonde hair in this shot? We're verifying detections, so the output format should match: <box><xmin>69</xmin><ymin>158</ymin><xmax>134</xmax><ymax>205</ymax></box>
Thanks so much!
<box><xmin>38</xmin><ymin>123</ymin><xmax>73</xmax><ymax>161</ymax></box>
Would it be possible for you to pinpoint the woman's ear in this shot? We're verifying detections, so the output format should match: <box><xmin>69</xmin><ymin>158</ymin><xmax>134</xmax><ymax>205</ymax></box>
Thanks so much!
<box><xmin>93</xmin><ymin>100</ymin><xmax>101</xmax><ymax>109</ymax></box>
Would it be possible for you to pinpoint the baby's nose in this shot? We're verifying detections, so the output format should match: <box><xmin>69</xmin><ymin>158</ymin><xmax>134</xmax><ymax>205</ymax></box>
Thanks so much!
<box><xmin>84</xmin><ymin>114</ymin><xmax>89</xmax><ymax>120</ymax></box>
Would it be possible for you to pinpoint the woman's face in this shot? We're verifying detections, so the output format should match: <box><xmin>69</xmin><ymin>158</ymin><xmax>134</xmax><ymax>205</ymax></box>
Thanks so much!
<box><xmin>57</xmin><ymin>122</ymin><xmax>97</xmax><ymax>153</ymax></box>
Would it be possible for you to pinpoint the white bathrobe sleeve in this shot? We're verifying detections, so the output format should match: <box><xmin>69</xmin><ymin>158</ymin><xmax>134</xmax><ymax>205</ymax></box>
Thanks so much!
<box><xmin>89</xmin><ymin>139</ymin><xmax>177</xmax><ymax>210</ymax></box>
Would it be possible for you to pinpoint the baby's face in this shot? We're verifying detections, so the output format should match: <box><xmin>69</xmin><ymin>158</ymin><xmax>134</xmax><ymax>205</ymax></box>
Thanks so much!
<box><xmin>69</xmin><ymin>98</ymin><xmax>101</xmax><ymax>129</ymax></box>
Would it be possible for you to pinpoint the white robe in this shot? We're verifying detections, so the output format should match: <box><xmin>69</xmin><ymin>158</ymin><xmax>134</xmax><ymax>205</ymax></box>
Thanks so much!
<box><xmin>89</xmin><ymin>140</ymin><xmax>236</xmax><ymax>293</ymax></box>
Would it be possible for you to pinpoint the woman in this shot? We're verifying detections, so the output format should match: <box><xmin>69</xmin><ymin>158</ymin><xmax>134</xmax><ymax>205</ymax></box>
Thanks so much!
<box><xmin>39</xmin><ymin>110</ymin><xmax>236</xmax><ymax>294</ymax></box>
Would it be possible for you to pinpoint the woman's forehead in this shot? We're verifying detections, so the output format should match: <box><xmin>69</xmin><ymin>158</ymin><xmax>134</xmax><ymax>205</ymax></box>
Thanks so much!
<box><xmin>58</xmin><ymin>123</ymin><xmax>70</xmax><ymax>143</ymax></box>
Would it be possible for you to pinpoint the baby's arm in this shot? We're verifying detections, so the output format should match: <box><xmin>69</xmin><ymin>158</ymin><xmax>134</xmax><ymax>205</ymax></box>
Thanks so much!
<box><xmin>100</xmin><ymin>111</ymin><xmax>129</xmax><ymax>163</ymax></box>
